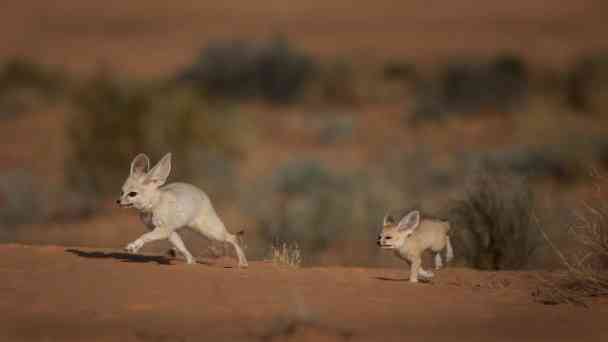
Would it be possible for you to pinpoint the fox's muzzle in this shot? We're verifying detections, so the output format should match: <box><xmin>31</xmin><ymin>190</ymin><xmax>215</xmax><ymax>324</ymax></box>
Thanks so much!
<box><xmin>116</xmin><ymin>199</ymin><xmax>133</xmax><ymax>208</ymax></box>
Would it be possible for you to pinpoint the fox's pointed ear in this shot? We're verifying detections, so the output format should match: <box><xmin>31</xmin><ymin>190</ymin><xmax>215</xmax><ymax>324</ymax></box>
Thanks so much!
<box><xmin>145</xmin><ymin>153</ymin><xmax>171</xmax><ymax>187</ymax></box>
<box><xmin>397</xmin><ymin>210</ymin><xmax>420</xmax><ymax>232</ymax></box>
<box><xmin>130</xmin><ymin>153</ymin><xmax>150</xmax><ymax>177</ymax></box>
<box><xmin>383</xmin><ymin>214</ymin><xmax>395</xmax><ymax>227</ymax></box>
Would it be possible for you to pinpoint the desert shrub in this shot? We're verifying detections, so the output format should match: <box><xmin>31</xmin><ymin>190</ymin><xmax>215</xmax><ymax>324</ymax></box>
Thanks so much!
<box><xmin>383</xmin><ymin>60</ymin><xmax>418</xmax><ymax>82</ymax></box>
<box><xmin>565</xmin><ymin>53</ymin><xmax>608</xmax><ymax>113</ymax></box>
<box><xmin>410</xmin><ymin>80</ymin><xmax>446</xmax><ymax>121</ymax></box>
<box><xmin>442</xmin><ymin>54</ymin><xmax>527</xmax><ymax>113</ymax></box>
<box><xmin>412</xmin><ymin>54</ymin><xmax>528</xmax><ymax>120</ymax></box>
<box><xmin>0</xmin><ymin>57</ymin><xmax>66</xmax><ymax>95</ymax></box>
<box><xmin>382</xmin><ymin>149</ymin><xmax>455</xmax><ymax>197</ymax></box>
<box><xmin>141</xmin><ymin>89</ymin><xmax>243</xmax><ymax>202</ymax></box>
<box><xmin>594</xmin><ymin>138</ymin><xmax>608</xmax><ymax>169</ymax></box>
<box><xmin>449</xmin><ymin>171</ymin><xmax>540</xmax><ymax>270</ymax></box>
<box><xmin>316</xmin><ymin>114</ymin><xmax>355</xmax><ymax>145</ymax></box>
<box><xmin>475</xmin><ymin>147</ymin><xmax>582</xmax><ymax>183</ymax></box>
<box><xmin>179</xmin><ymin>40</ymin><xmax>259</xmax><ymax>99</ymax></box>
<box><xmin>67</xmin><ymin>73</ymin><xmax>243</xmax><ymax>204</ymax></box>
<box><xmin>67</xmin><ymin>73</ymin><xmax>150</xmax><ymax>195</ymax></box>
<box><xmin>536</xmin><ymin>175</ymin><xmax>608</xmax><ymax>305</ymax></box>
<box><xmin>317</xmin><ymin>59</ymin><xmax>358</xmax><ymax>104</ymax></box>
<box><xmin>179</xmin><ymin>36</ymin><xmax>316</xmax><ymax>103</ymax></box>
<box><xmin>0</xmin><ymin>57</ymin><xmax>68</xmax><ymax>116</ymax></box>
<box><xmin>246</xmin><ymin>161</ymin><xmax>390</xmax><ymax>262</ymax></box>
<box><xmin>256</xmin><ymin>160</ymin><xmax>354</xmax><ymax>252</ymax></box>
<box><xmin>0</xmin><ymin>170</ymin><xmax>44</xmax><ymax>229</ymax></box>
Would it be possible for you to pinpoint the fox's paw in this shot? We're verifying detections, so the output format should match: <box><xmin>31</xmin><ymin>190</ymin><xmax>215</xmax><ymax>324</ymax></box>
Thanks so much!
<box><xmin>419</xmin><ymin>270</ymin><xmax>435</xmax><ymax>278</ymax></box>
<box><xmin>125</xmin><ymin>240</ymin><xmax>143</xmax><ymax>253</ymax></box>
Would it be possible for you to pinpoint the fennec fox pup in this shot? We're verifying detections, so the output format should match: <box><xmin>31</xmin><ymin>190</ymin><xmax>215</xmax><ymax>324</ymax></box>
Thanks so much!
<box><xmin>377</xmin><ymin>210</ymin><xmax>453</xmax><ymax>282</ymax></box>
<box><xmin>117</xmin><ymin>153</ymin><xmax>248</xmax><ymax>268</ymax></box>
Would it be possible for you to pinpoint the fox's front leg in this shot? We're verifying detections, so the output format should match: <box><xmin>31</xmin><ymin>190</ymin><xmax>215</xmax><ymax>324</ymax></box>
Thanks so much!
<box><xmin>125</xmin><ymin>227</ymin><xmax>172</xmax><ymax>253</ymax></box>
<box><xmin>409</xmin><ymin>256</ymin><xmax>421</xmax><ymax>283</ymax></box>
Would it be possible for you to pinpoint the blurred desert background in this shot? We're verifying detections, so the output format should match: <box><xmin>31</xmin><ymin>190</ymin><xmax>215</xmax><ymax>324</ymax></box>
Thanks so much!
<box><xmin>1</xmin><ymin>1</ymin><xmax>608</xmax><ymax>341</ymax></box>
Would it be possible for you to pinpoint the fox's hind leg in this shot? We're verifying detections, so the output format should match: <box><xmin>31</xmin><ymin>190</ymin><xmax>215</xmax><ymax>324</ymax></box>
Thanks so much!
<box><xmin>434</xmin><ymin>253</ymin><xmax>443</xmax><ymax>270</ymax></box>
<box><xmin>168</xmin><ymin>232</ymin><xmax>195</xmax><ymax>264</ymax></box>
<box><xmin>446</xmin><ymin>236</ymin><xmax>454</xmax><ymax>262</ymax></box>
<box><xmin>226</xmin><ymin>232</ymin><xmax>248</xmax><ymax>268</ymax></box>
<box><xmin>190</xmin><ymin>214</ymin><xmax>248</xmax><ymax>268</ymax></box>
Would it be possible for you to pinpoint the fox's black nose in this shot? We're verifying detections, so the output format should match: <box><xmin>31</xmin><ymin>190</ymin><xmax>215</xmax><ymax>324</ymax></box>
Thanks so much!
<box><xmin>116</xmin><ymin>199</ymin><xmax>121</xmax><ymax>205</ymax></box>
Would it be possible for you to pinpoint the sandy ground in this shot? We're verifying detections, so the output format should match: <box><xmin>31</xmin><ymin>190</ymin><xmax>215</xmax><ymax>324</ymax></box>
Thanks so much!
<box><xmin>0</xmin><ymin>243</ymin><xmax>606</xmax><ymax>342</ymax></box>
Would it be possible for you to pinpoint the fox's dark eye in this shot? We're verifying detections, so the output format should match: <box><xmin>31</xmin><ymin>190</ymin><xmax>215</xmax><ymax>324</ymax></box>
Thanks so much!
<box><xmin>385</xmin><ymin>236</ymin><xmax>392</xmax><ymax>240</ymax></box>
<box><xmin>128</xmin><ymin>192</ymin><xmax>138</xmax><ymax>197</ymax></box>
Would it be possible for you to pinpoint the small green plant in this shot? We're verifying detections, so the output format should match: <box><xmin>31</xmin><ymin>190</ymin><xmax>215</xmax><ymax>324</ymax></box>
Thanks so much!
<box><xmin>270</xmin><ymin>242</ymin><xmax>302</xmax><ymax>268</ymax></box>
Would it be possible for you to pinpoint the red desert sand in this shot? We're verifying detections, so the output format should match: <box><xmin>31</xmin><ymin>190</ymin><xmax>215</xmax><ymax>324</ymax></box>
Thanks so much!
<box><xmin>0</xmin><ymin>243</ymin><xmax>606</xmax><ymax>341</ymax></box>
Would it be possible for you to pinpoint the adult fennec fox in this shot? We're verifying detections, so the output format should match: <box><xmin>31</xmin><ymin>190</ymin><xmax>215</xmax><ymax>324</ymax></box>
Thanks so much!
<box><xmin>117</xmin><ymin>153</ymin><xmax>248</xmax><ymax>267</ymax></box>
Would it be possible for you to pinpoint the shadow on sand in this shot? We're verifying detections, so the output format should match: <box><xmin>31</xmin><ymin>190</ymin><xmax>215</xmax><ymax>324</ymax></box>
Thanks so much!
<box><xmin>373</xmin><ymin>276</ymin><xmax>432</xmax><ymax>284</ymax></box>
<box><xmin>65</xmin><ymin>248</ymin><xmax>173</xmax><ymax>265</ymax></box>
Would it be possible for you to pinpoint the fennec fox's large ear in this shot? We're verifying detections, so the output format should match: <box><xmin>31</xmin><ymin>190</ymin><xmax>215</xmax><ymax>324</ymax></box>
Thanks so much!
<box><xmin>130</xmin><ymin>153</ymin><xmax>150</xmax><ymax>177</ymax></box>
<box><xmin>397</xmin><ymin>210</ymin><xmax>420</xmax><ymax>233</ymax></box>
<box><xmin>383</xmin><ymin>214</ymin><xmax>395</xmax><ymax>227</ymax></box>
<box><xmin>145</xmin><ymin>153</ymin><xmax>172</xmax><ymax>186</ymax></box>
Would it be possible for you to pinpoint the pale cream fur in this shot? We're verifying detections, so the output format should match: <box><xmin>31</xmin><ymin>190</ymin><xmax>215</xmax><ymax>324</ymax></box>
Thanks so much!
<box><xmin>377</xmin><ymin>210</ymin><xmax>453</xmax><ymax>282</ymax></box>
<box><xmin>117</xmin><ymin>153</ymin><xmax>248</xmax><ymax>267</ymax></box>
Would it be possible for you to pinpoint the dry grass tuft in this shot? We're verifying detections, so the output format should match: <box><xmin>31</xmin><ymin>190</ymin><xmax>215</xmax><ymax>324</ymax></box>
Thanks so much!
<box><xmin>535</xmin><ymin>172</ymin><xmax>608</xmax><ymax>306</ymax></box>
<box><xmin>270</xmin><ymin>242</ymin><xmax>302</xmax><ymax>268</ymax></box>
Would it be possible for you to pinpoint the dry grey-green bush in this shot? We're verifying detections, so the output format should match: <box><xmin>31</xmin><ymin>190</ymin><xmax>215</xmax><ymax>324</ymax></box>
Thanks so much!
<box><xmin>412</xmin><ymin>54</ymin><xmax>528</xmax><ymax>120</ymax></box>
<box><xmin>0</xmin><ymin>57</ymin><xmax>68</xmax><ymax>117</ymax></box>
<box><xmin>253</xmin><ymin>160</ymin><xmax>356</xmax><ymax>253</ymax></box>
<box><xmin>535</xmin><ymin>176</ymin><xmax>608</xmax><ymax>305</ymax></box>
<box><xmin>316</xmin><ymin>114</ymin><xmax>354</xmax><ymax>145</ymax></box>
<box><xmin>317</xmin><ymin>59</ymin><xmax>358</xmax><ymax>104</ymax></box>
<box><xmin>383</xmin><ymin>60</ymin><xmax>418</xmax><ymax>82</ymax></box>
<box><xmin>245</xmin><ymin>160</ymin><xmax>391</xmax><ymax>263</ymax></box>
<box><xmin>565</xmin><ymin>53</ymin><xmax>608</xmax><ymax>113</ymax></box>
<box><xmin>382</xmin><ymin>149</ymin><xmax>455</xmax><ymax>197</ymax></box>
<box><xmin>0</xmin><ymin>170</ymin><xmax>44</xmax><ymax>235</ymax></box>
<box><xmin>67</xmin><ymin>73</ymin><xmax>150</xmax><ymax>195</ymax></box>
<box><xmin>449</xmin><ymin>171</ymin><xmax>540</xmax><ymax>270</ymax></box>
<box><xmin>472</xmin><ymin>146</ymin><xmax>583</xmax><ymax>183</ymax></box>
<box><xmin>67</xmin><ymin>73</ymin><xmax>243</xmax><ymax>204</ymax></box>
<box><xmin>441</xmin><ymin>54</ymin><xmax>528</xmax><ymax>113</ymax></box>
<box><xmin>0</xmin><ymin>57</ymin><xmax>67</xmax><ymax>96</ymax></box>
<box><xmin>179</xmin><ymin>36</ymin><xmax>316</xmax><ymax>103</ymax></box>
